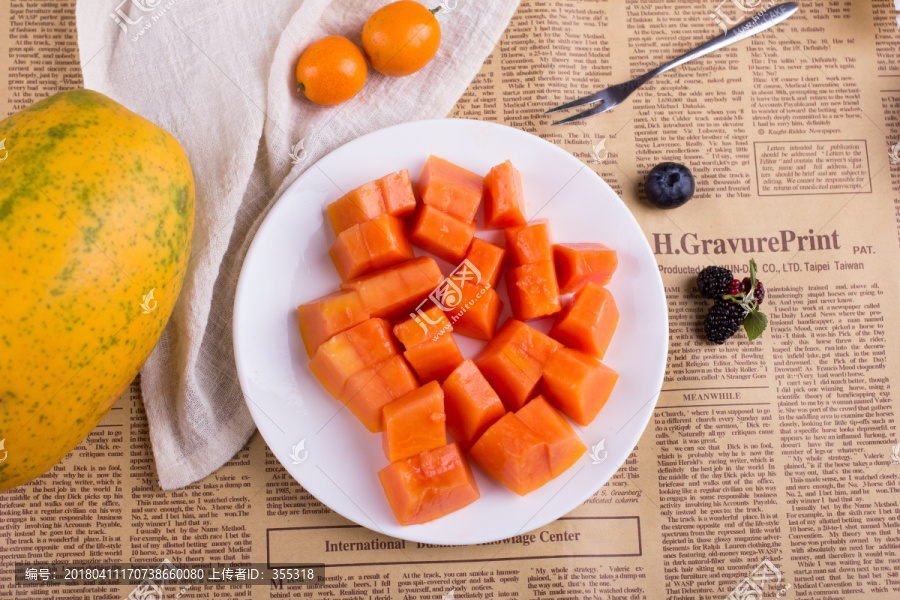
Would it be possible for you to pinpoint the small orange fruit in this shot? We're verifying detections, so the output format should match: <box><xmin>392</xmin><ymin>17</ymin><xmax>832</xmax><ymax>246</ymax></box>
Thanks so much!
<box><xmin>362</xmin><ymin>1</ymin><xmax>441</xmax><ymax>77</ymax></box>
<box><xmin>296</xmin><ymin>36</ymin><xmax>368</xmax><ymax>105</ymax></box>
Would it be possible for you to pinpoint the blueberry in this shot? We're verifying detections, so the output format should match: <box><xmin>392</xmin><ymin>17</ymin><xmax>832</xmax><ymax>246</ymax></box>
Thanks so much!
<box><xmin>645</xmin><ymin>162</ymin><xmax>695</xmax><ymax>209</ymax></box>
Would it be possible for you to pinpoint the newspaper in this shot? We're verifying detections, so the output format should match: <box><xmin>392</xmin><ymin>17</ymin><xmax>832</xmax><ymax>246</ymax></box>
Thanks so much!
<box><xmin>2</xmin><ymin>1</ymin><xmax>900</xmax><ymax>599</ymax></box>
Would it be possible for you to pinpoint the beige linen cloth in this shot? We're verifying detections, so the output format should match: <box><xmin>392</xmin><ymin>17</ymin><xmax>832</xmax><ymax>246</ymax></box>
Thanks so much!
<box><xmin>75</xmin><ymin>0</ymin><xmax>518</xmax><ymax>489</ymax></box>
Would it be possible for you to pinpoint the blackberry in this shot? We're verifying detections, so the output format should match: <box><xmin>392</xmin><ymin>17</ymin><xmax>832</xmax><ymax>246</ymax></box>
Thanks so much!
<box><xmin>754</xmin><ymin>281</ymin><xmax>765</xmax><ymax>304</ymax></box>
<box><xmin>728</xmin><ymin>279</ymin><xmax>743</xmax><ymax>296</ymax></box>
<box><xmin>741</xmin><ymin>277</ymin><xmax>752</xmax><ymax>293</ymax></box>
<box><xmin>697</xmin><ymin>266</ymin><xmax>733</xmax><ymax>299</ymax></box>
<box><xmin>704</xmin><ymin>300</ymin><xmax>745</xmax><ymax>344</ymax></box>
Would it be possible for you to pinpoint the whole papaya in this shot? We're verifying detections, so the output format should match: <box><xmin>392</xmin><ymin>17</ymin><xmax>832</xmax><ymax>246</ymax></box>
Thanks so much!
<box><xmin>0</xmin><ymin>89</ymin><xmax>194</xmax><ymax>491</ymax></box>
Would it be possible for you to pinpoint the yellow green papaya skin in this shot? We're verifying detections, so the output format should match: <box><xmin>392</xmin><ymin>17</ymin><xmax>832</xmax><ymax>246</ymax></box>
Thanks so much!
<box><xmin>0</xmin><ymin>89</ymin><xmax>194</xmax><ymax>492</ymax></box>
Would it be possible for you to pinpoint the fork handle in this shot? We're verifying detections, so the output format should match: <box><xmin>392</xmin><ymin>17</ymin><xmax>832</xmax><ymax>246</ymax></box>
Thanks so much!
<box><xmin>651</xmin><ymin>3</ymin><xmax>799</xmax><ymax>78</ymax></box>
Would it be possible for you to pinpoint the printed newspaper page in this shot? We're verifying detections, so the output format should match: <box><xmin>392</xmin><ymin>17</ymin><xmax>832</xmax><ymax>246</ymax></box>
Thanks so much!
<box><xmin>2</xmin><ymin>1</ymin><xmax>900</xmax><ymax>599</ymax></box>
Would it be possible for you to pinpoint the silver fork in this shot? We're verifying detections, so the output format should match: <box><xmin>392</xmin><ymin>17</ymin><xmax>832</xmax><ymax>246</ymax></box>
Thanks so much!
<box><xmin>545</xmin><ymin>2</ymin><xmax>798</xmax><ymax>125</ymax></box>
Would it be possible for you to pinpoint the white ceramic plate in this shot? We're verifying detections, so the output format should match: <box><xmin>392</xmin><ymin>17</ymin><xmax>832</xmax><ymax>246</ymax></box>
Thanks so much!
<box><xmin>233</xmin><ymin>119</ymin><xmax>667</xmax><ymax>545</ymax></box>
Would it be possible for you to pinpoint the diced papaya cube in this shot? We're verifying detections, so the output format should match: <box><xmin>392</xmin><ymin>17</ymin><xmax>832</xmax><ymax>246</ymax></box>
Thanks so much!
<box><xmin>326</xmin><ymin>181</ymin><xmax>386</xmax><ymax>235</ymax></box>
<box><xmin>309</xmin><ymin>333</ymin><xmax>365</xmax><ymax>399</ymax></box>
<box><xmin>393</xmin><ymin>305</ymin><xmax>451</xmax><ymax>349</ymax></box>
<box><xmin>382</xmin><ymin>381</ymin><xmax>447</xmax><ymax>462</ymax></box>
<box><xmin>378</xmin><ymin>442</ymin><xmax>480</xmax><ymax>525</ymax></box>
<box><xmin>491</xmin><ymin>318</ymin><xmax>562</xmax><ymax>366</ymax></box>
<box><xmin>474</xmin><ymin>319</ymin><xmax>561</xmax><ymax>410</ymax></box>
<box><xmin>344</xmin><ymin>318</ymin><xmax>399</xmax><ymax>365</ymax></box>
<box><xmin>341</xmin><ymin>354</ymin><xmax>418</xmax><ymax>432</ymax></box>
<box><xmin>377</xmin><ymin>352</ymin><xmax>420</xmax><ymax>398</ymax></box>
<box><xmin>309</xmin><ymin>317</ymin><xmax>398</xmax><ymax>399</ymax></box>
<box><xmin>409</xmin><ymin>205</ymin><xmax>476</xmax><ymax>264</ymax></box>
<box><xmin>505</xmin><ymin>219</ymin><xmax>552</xmax><ymax>266</ymax></box>
<box><xmin>341</xmin><ymin>257</ymin><xmax>443</xmax><ymax>320</ymax></box>
<box><xmin>329</xmin><ymin>222</ymin><xmax>369</xmax><ymax>281</ymax></box>
<box><xmin>297</xmin><ymin>290</ymin><xmax>369</xmax><ymax>358</ymax></box>
<box><xmin>549</xmin><ymin>283</ymin><xmax>619</xmax><ymax>360</ymax></box>
<box><xmin>469</xmin><ymin>413</ymin><xmax>552</xmax><ymax>496</ymax></box>
<box><xmin>417</xmin><ymin>155</ymin><xmax>483</xmax><ymax>223</ymax></box>
<box><xmin>553</xmin><ymin>243</ymin><xmax>618</xmax><ymax>294</ymax></box>
<box><xmin>483</xmin><ymin>160</ymin><xmax>527</xmax><ymax>229</ymax></box>
<box><xmin>464</xmin><ymin>238</ymin><xmax>506</xmax><ymax>289</ymax></box>
<box><xmin>542</xmin><ymin>348</ymin><xmax>618</xmax><ymax>426</ymax></box>
<box><xmin>378</xmin><ymin>169</ymin><xmax>417</xmax><ymax>218</ymax></box>
<box><xmin>341</xmin><ymin>366</ymin><xmax>394</xmax><ymax>431</ymax></box>
<box><xmin>330</xmin><ymin>214</ymin><xmax>414</xmax><ymax>281</ymax></box>
<box><xmin>441</xmin><ymin>360</ymin><xmax>506</xmax><ymax>450</ymax></box>
<box><xmin>475</xmin><ymin>341</ymin><xmax>541</xmax><ymax>411</ymax></box>
<box><xmin>394</xmin><ymin>304</ymin><xmax>462</xmax><ymax>381</ymax></box>
<box><xmin>403</xmin><ymin>335</ymin><xmax>464</xmax><ymax>383</ymax></box>
<box><xmin>516</xmin><ymin>396</ymin><xmax>586</xmax><ymax>477</ymax></box>
<box><xmin>447</xmin><ymin>284</ymin><xmax>502</xmax><ymax>340</ymax></box>
<box><xmin>363</xmin><ymin>214</ymin><xmax>414</xmax><ymax>268</ymax></box>
<box><xmin>507</xmin><ymin>260</ymin><xmax>562</xmax><ymax>320</ymax></box>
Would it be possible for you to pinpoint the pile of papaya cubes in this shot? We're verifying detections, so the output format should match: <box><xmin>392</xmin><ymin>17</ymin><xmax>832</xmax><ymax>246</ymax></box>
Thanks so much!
<box><xmin>296</xmin><ymin>155</ymin><xmax>620</xmax><ymax>526</ymax></box>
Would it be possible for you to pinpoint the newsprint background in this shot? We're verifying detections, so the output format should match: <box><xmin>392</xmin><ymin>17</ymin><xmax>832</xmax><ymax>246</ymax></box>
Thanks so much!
<box><xmin>2</xmin><ymin>1</ymin><xmax>900</xmax><ymax>599</ymax></box>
